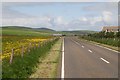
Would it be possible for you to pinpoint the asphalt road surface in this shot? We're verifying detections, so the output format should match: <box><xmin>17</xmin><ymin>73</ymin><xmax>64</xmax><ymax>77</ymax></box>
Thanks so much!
<box><xmin>63</xmin><ymin>37</ymin><xmax>118</xmax><ymax>78</ymax></box>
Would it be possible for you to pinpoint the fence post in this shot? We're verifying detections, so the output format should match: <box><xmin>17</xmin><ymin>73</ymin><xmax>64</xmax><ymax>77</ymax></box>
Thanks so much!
<box><xmin>44</xmin><ymin>41</ymin><xmax>46</xmax><ymax>45</ymax></box>
<box><xmin>10</xmin><ymin>48</ymin><xmax>14</xmax><ymax>64</ymax></box>
<box><xmin>38</xmin><ymin>42</ymin><xmax>40</xmax><ymax>47</ymax></box>
<box><xmin>21</xmin><ymin>46</ymin><xmax>24</xmax><ymax>57</ymax></box>
<box><xmin>28</xmin><ymin>43</ymin><xmax>31</xmax><ymax>52</ymax></box>
<box><xmin>34</xmin><ymin>42</ymin><xmax>36</xmax><ymax>49</ymax></box>
<box><xmin>29</xmin><ymin>43</ymin><xmax>31</xmax><ymax>48</ymax></box>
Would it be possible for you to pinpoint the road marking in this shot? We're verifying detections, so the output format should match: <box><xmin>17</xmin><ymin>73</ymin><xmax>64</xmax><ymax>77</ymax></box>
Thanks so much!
<box><xmin>82</xmin><ymin>46</ymin><xmax>84</xmax><ymax>48</ymax></box>
<box><xmin>76</xmin><ymin>42</ymin><xmax>80</xmax><ymax>45</ymax></box>
<box><xmin>75</xmin><ymin>41</ymin><xmax>80</xmax><ymax>45</ymax></box>
<box><xmin>95</xmin><ymin>44</ymin><xmax>119</xmax><ymax>53</ymax></box>
<box><xmin>61</xmin><ymin>38</ymin><xmax>64</xmax><ymax>79</ymax></box>
<box><xmin>72</xmin><ymin>40</ymin><xmax>81</xmax><ymax>46</ymax></box>
<box><xmin>100</xmin><ymin>58</ymin><xmax>110</xmax><ymax>64</ymax></box>
<box><xmin>88</xmin><ymin>49</ymin><xmax>92</xmax><ymax>53</ymax></box>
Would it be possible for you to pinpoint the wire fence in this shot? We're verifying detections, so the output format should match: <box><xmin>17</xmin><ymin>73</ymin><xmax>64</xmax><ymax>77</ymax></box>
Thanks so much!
<box><xmin>2</xmin><ymin>38</ymin><xmax>56</xmax><ymax>64</ymax></box>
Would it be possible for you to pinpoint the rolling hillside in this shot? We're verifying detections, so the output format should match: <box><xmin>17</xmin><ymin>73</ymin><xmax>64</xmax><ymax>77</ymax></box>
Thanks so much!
<box><xmin>2</xmin><ymin>26</ymin><xmax>56</xmax><ymax>36</ymax></box>
<box><xmin>1</xmin><ymin>26</ymin><xmax>97</xmax><ymax>36</ymax></box>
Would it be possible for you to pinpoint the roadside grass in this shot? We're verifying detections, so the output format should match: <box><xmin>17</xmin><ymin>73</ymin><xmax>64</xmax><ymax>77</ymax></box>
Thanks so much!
<box><xmin>29</xmin><ymin>38</ymin><xmax>62</xmax><ymax>78</ymax></box>
<box><xmin>80</xmin><ymin>36</ymin><xmax>120</xmax><ymax>47</ymax></box>
<box><xmin>2</xmin><ymin>38</ymin><xmax>59</xmax><ymax>78</ymax></box>
<box><xmin>79</xmin><ymin>37</ymin><xmax>119</xmax><ymax>52</ymax></box>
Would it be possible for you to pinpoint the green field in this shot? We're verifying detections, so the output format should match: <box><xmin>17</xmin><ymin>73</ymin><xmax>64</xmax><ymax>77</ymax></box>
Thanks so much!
<box><xmin>2</xmin><ymin>26</ymin><xmax>54</xmax><ymax>36</ymax></box>
<box><xmin>1</xmin><ymin>26</ymin><xmax>59</xmax><ymax>78</ymax></box>
<box><xmin>2</xmin><ymin>38</ymin><xmax>58</xmax><ymax>78</ymax></box>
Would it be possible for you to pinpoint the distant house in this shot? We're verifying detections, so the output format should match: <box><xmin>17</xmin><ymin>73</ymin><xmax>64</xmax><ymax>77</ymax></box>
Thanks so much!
<box><xmin>102</xmin><ymin>26</ymin><xmax>120</xmax><ymax>32</ymax></box>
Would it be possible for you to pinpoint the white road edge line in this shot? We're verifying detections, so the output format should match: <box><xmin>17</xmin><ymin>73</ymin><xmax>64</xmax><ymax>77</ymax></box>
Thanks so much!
<box><xmin>100</xmin><ymin>58</ymin><xmax>110</xmax><ymax>64</ymax></box>
<box><xmin>88</xmin><ymin>49</ymin><xmax>92</xmax><ymax>53</ymax></box>
<box><xmin>95</xmin><ymin>44</ymin><xmax>119</xmax><ymax>53</ymax></box>
<box><xmin>82</xmin><ymin>46</ymin><xmax>84</xmax><ymax>48</ymax></box>
<box><xmin>61</xmin><ymin>38</ymin><xmax>64</xmax><ymax>79</ymax></box>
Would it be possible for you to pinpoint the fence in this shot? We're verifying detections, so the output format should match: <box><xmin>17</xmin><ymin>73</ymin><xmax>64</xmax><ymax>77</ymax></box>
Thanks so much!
<box><xmin>2</xmin><ymin>38</ymin><xmax>56</xmax><ymax>64</ymax></box>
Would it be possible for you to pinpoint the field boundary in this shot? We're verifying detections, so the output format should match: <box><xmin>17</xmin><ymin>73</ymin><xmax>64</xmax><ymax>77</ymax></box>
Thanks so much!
<box><xmin>2</xmin><ymin>38</ymin><xmax>58</xmax><ymax>78</ymax></box>
<box><xmin>29</xmin><ymin>38</ymin><xmax>62</xmax><ymax>78</ymax></box>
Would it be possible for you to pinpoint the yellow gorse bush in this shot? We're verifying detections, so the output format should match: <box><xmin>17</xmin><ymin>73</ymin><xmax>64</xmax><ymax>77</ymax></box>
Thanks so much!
<box><xmin>1</xmin><ymin>38</ymin><xmax>49</xmax><ymax>60</ymax></box>
<box><xmin>26</xmin><ymin>39</ymin><xmax>46</xmax><ymax>42</ymax></box>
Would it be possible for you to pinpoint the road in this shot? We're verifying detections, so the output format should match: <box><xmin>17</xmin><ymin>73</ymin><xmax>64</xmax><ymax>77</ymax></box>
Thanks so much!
<box><xmin>62</xmin><ymin>37</ymin><xmax>118</xmax><ymax>78</ymax></box>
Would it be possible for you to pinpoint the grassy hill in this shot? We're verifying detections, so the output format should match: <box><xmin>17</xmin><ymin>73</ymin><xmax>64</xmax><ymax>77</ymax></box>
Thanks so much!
<box><xmin>2</xmin><ymin>26</ymin><xmax>56</xmax><ymax>36</ymax></box>
<box><xmin>33</xmin><ymin>28</ymin><xmax>55</xmax><ymax>32</ymax></box>
<box><xmin>1</xmin><ymin>26</ymin><xmax>97</xmax><ymax>36</ymax></box>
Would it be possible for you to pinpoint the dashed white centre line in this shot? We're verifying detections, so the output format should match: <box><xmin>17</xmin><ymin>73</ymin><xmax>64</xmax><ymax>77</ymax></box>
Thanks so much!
<box><xmin>100</xmin><ymin>58</ymin><xmax>110</xmax><ymax>64</ymax></box>
<box><xmin>61</xmin><ymin>38</ymin><xmax>64</xmax><ymax>79</ymax></box>
<box><xmin>75</xmin><ymin>41</ymin><xmax>80</xmax><ymax>45</ymax></box>
<box><xmin>88</xmin><ymin>49</ymin><xmax>92</xmax><ymax>53</ymax></box>
<box><xmin>82</xmin><ymin>46</ymin><xmax>84</xmax><ymax>48</ymax></box>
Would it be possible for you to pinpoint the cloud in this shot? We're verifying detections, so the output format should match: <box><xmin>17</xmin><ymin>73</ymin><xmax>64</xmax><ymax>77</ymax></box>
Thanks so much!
<box><xmin>81</xmin><ymin>10</ymin><xmax>118</xmax><ymax>26</ymax></box>
<box><xmin>1</xmin><ymin>11</ymin><xmax>117</xmax><ymax>31</ymax></box>
<box><xmin>54</xmin><ymin>16</ymin><xmax>63</xmax><ymax>25</ymax></box>
<box><xmin>1</xmin><ymin>2</ymin><xmax>118</xmax><ymax>31</ymax></box>
<box><xmin>102</xmin><ymin>11</ymin><xmax>118</xmax><ymax>26</ymax></box>
<box><xmin>2</xmin><ymin>16</ymin><xmax>52</xmax><ymax>27</ymax></box>
<box><xmin>78</xmin><ymin>17</ymin><xmax>88</xmax><ymax>22</ymax></box>
<box><xmin>89</xmin><ymin>16</ymin><xmax>102</xmax><ymax>25</ymax></box>
<box><xmin>102</xmin><ymin>11</ymin><xmax>113</xmax><ymax>22</ymax></box>
<box><xmin>65</xmin><ymin>10</ymin><xmax>117</xmax><ymax>31</ymax></box>
<box><xmin>2</xmin><ymin>16</ymin><xmax>68</xmax><ymax>30</ymax></box>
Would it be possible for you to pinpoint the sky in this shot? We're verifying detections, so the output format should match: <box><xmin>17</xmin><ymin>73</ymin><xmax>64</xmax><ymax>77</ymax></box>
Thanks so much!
<box><xmin>1</xmin><ymin>0</ymin><xmax>119</xmax><ymax>31</ymax></box>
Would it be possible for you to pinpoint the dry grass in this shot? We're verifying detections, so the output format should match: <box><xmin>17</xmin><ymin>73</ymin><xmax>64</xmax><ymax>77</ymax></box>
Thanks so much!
<box><xmin>29</xmin><ymin>38</ymin><xmax>62</xmax><ymax>78</ymax></box>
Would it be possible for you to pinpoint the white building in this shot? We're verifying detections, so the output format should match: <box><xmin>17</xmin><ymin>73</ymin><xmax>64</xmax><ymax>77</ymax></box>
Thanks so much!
<box><xmin>102</xmin><ymin>26</ymin><xmax>120</xmax><ymax>32</ymax></box>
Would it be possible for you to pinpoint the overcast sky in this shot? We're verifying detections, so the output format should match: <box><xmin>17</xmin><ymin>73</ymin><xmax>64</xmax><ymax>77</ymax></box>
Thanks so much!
<box><xmin>1</xmin><ymin>0</ymin><xmax>119</xmax><ymax>31</ymax></box>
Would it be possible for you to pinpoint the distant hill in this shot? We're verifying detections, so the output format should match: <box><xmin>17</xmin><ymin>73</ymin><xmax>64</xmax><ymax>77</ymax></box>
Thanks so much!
<box><xmin>2</xmin><ymin>26</ymin><xmax>97</xmax><ymax>35</ymax></box>
<box><xmin>61</xmin><ymin>30</ymin><xmax>97</xmax><ymax>35</ymax></box>
<box><xmin>2</xmin><ymin>26</ymin><xmax>55</xmax><ymax>32</ymax></box>
<box><xmin>2</xmin><ymin>26</ymin><xmax>56</xmax><ymax>36</ymax></box>
<box><xmin>2</xmin><ymin>26</ymin><xmax>32</xmax><ymax>30</ymax></box>
<box><xmin>33</xmin><ymin>28</ymin><xmax>55</xmax><ymax>32</ymax></box>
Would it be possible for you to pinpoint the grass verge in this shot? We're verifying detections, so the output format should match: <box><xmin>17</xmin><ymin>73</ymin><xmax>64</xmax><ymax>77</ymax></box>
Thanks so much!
<box><xmin>29</xmin><ymin>38</ymin><xmax>62</xmax><ymax>78</ymax></box>
<box><xmin>2</xmin><ymin>38</ymin><xmax>59</xmax><ymax>78</ymax></box>
<box><xmin>79</xmin><ymin>37</ymin><xmax>119</xmax><ymax>52</ymax></box>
